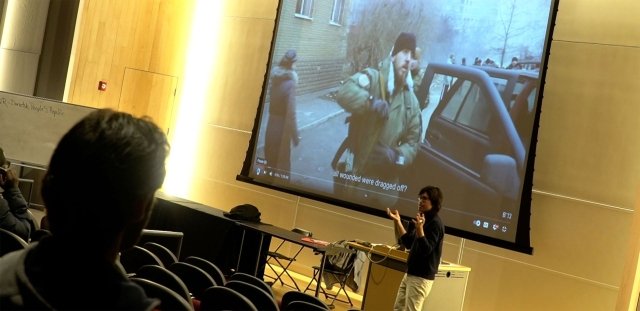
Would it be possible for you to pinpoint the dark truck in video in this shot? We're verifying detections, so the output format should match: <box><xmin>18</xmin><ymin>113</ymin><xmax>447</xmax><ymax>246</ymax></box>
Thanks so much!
<box><xmin>402</xmin><ymin>62</ymin><xmax>539</xmax><ymax>228</ymax></box>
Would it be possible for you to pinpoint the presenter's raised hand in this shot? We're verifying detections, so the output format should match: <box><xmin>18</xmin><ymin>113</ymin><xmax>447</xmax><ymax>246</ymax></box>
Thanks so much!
<box><xmin>414</xmin><ymin>212</ymin><xmax>425</xmax><ymax>237</ymax></box>
<box><xmin>414</xmin><ymin>212</ymin><xmax>425</xmax><ymax>224</ymax></box>
<box><xmin>387</xmin><ymin>208</ymin><xmax>401</xmax><ymax>222</ymax></box>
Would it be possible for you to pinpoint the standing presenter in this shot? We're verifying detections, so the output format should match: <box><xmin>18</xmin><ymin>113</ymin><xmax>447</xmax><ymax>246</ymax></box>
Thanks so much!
<box><xmin>387</xmin><ymin>185</ymin><xmax>444</xmax><ymax>311</ymax></box>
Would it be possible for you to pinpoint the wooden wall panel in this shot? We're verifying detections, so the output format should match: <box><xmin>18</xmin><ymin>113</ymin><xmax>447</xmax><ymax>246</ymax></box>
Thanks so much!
<box><xmin>524</xmin><ymin>193</ymin><xmax>629</xmax><ymax>284</ymax></box>
<box><xmin>223</xmin><ymin>0</ymin><xmax>278</xmax><ymax>19</ymax></box>
<box><xmin>463</xmin><ymin>248</ymin><xmax>618</xmax><ymax>311</ymax></box>
<box><xmin>203</xmin><ymin>16</ymin><xmax>275</xmax><ymax>131</ymax></box>
<box><xmin>194</xmin><ymin>125</ymin><xmax>251</xmax><ymax>185</ymax></box>
<box><xmin>189</xmin><ymin>177</ymin><xmax>298</xmax><ymax>224</ymax></box>
<box><xmin>554</xmin><ymin>0</ymin><xmax>640</xmax><ymax>46</ymax></box>
<box><xmin>148</xmin><ymin>0</ymin><xmax>193</xmax><ymax>76</ymax></box>
<box><xmin>118</xmin><ymin>68</ymin><xmax>177</xmax><ymax>133</ymax></box>
<box><xmin>187</xmin><ymin>124</ymin><xmax>300</xmax><ymax>219</ymax></box>
<box><xmin>129</xmin><ymin>1</ymin><xmax>157</xmax><ymax>70</ymax></box>
<box><xmin>534</xmin><ymin>41</ymin><xmax>640</xmax><ymax>208</ymax></box>
<box><xmin>69</xmin><ymin>0</ymin><xmax>120</xmax><ymax>108</ymax></box>
<box><xmin>111</xmin><ymin>1</ymin><xmax>139</xmax><ymax>68</ymax></box>
<box><xmin>68</xmin><ymin>0</ymin><xmax>191</xmax><ymax>121</ymax></box>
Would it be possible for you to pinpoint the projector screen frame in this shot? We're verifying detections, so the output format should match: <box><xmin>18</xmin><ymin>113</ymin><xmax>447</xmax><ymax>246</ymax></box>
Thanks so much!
<box><xmin>238</xmin><ymin>0</ymin><xmax>560</xmax><ymax>255</ymax></box>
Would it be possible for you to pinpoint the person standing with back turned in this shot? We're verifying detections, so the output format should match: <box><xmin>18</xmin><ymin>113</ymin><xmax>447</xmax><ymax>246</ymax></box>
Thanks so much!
<box><xmin>387</xmin><ymin>185</ymin><xmax>444</xmax><ymax>311</ymax></box>
<box><xmin>265</xmin><ymin>49</ymin><xmax>300</xmax><ymax>178</ymax></box>
<box><xmin>0</xmin><ymin>109</ymin><xmax>170</xmax><ymax>310</ymax></box>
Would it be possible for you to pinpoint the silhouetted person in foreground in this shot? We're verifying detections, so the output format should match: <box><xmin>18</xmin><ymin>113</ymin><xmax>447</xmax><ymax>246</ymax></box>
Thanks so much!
<box><xmin>0</xmin><ymin>109</ymin><xmax>170</xmax><ymax>310</ymax></box>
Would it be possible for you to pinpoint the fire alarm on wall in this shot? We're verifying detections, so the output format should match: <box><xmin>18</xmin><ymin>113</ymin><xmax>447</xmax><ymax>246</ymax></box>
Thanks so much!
<box><xmin>98</xmin><ymin>81</ymin><xmax>107</xmax><ymax>91</ymax></box>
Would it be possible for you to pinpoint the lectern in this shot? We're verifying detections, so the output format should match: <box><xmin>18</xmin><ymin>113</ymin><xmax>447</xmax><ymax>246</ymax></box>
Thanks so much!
<box><xmin>348</xmin><ymin>242</ymin><xmax>470</xmax><ymax>311</ymax></box>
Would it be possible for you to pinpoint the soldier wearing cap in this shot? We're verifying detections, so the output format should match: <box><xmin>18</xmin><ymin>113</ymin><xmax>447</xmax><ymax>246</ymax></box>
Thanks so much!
<box><xmin>334</xmin><ymin>32</ymin><xmax>421</xmax><ymax>207</ymax></box>
<box><xmin>264</xmin><ymin>49</ymin><xmax>301</xmax><ymax>177</ymax></box>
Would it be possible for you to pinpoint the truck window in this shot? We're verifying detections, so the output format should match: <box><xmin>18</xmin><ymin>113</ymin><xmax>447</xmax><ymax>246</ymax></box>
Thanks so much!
<box><xmin>458</xmin><ymin>84</ymin><xmax>490</xmax><ymax>133</ymax></box>
<box><xmin>440</xmin><ymin>79</ymin><xmax>490</xmax><ymax>135</ymax></box>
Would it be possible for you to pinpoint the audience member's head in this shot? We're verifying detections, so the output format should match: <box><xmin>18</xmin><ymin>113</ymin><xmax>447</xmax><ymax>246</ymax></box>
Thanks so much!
<box><xmin>41</xmin><ymin>109</ymin><xmax>169</xmax><ymax>251</ymax></box>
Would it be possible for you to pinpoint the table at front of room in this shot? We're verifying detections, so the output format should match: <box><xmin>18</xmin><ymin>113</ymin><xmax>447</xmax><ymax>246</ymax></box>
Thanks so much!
<box><xmin>147</xmin><ymin>192</ymin><xmax>272</xmax><ymax>277</ymax></box>
<box><xmin>348</xmin><ymin>242</ymin><xmax>471</xmax><ymax>311</ymax></box>
<box><xmin>235</xmin><ymin>221</ymin><xmax>329</xmax><ymax>297</ymax></box>
<box><xmin>148</xmin><ymin>191</ymin><xmax>331</xmax><ymax>297</ymax></box>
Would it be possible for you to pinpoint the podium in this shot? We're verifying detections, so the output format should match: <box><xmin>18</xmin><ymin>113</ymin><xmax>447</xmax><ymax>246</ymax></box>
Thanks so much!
<box><xmin>348</xmin><ymin>242</ymin><xmax>470</xmax><ymax>311</ymax></box>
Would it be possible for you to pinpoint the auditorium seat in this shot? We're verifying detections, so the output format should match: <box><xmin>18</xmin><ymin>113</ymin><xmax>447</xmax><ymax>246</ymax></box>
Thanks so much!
<box><xmin>130</xmin><ymin>277</ymin><xmax>193</xmax><ymax>311</ymax></box>
<box><xmin>168</xmin><ymin>261</ymin><xmax>217</xmax><ymax>299</ymax></box>
<box><xmin>0</xmin><ymin>228</ymin><xmax>28</xmax><ymax>256</ymax></box>
<box><xmin>119</xmin><ymin>245</ymin><xmax>163</xmax><ymax>274</ymax></box>
<box><xmin>225</xmin><ymin>280</ymin><xmax>278</xmax><ymax>311</ymax></box>
<box><xmin>135</xmin><ymin>264</ymin><xmax>192</xmax><ymax>306</ymax></box>
<box><xmin>142</xmin><ymin>242</ymin><xmax>178</xmax><ymax>267</ymax></box>
<box><xmin>184</xmin><ymin>256</ymin><xmax>226</xmax><ymax>286</ymax></box>
<box><xmin>228</xmin><ymin>272</ymin><xmax>275</xmax><ymax>299</ymax></box>
<box><xmin>284</xmin><ymin>300</ymin><xmax>330</xmax><ymax>311</ymax></box>
<box><xmin>280</xmin><ymin>290</ymin><xmax>330</xmax><ymax>310</ymax></box>
<box><xmin>199</xmin><ymin>285</ymin><xmax>258</xmax><ymax>311</ymax></box>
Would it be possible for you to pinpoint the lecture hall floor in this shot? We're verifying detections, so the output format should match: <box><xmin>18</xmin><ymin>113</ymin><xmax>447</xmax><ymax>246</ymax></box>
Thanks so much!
<box><xmin>264</xmin><ymin>266</ymin><xmax>363</xmax><ymax>311</ymax></box>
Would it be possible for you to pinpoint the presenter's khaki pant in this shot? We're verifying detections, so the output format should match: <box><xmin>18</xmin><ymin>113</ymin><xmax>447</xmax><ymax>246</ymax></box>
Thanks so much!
<box><xmin>393</xmin><ymin>273</ymin><xmax>434</xmax><ymax>311</ymax></box>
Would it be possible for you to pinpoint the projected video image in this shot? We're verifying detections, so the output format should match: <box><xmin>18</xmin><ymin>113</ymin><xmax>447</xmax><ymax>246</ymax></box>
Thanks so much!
<box><xmin>243</xmin><ymin>0</ymin><xmax>556</xmax><ymax>252</ymax></box>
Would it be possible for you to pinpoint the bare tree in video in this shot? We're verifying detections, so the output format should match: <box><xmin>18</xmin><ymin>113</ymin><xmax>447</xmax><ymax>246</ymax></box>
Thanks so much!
<box><xmin>494</xmin><ymin>0</ymin><xmax>547</xmax><ymax>66</ymax></box>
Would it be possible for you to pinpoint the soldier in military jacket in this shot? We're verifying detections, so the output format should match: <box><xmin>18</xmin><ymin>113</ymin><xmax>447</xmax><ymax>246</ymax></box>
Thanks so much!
<box><xmin>334</xmin><ymin>32</ymin><xmax>421</xmax><ymax>207</ymax></box>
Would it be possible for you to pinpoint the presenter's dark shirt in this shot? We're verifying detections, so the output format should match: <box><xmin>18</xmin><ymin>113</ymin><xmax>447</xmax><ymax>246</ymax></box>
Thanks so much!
<box><xmin>399</xmin><ymin>214</ymin><xmax>444</xmax><ymax>280</ymax></box>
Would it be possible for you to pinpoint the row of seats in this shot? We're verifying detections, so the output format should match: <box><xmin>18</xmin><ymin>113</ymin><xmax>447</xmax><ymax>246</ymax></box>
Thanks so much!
<box><xmin>1</xmin><ymin>226</ymin><xmax>352</xmax><ymax>310</ymax></box>
<box><xmin>0</xmin><ymin>227</ymin><xmax>52</xmax><ymax>256</ymax></box>
<box><xmin>0</xmin><ymin>228</ymin><xmax>29</xmax><ymax>256</ymax></box>
<box><xmin>120</xmin><ymin>241</ymin><xmax>331</xmax><ymax>311</ymax></box>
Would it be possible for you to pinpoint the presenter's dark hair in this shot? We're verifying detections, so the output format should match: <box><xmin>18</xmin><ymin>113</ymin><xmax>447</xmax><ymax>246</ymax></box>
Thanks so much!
<box><xmin>42</xmin><ymin>109</ymin><xmax>169</xmax><ymax>238</ymax></box>
<box><xmin>420</xmin><ymin>185</ymin><xmax>443</xmax><ymax>218</ymax></box>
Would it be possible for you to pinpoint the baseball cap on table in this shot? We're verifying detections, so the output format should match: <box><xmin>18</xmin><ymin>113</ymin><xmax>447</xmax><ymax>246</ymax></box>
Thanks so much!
<box><xmin>224</xmin><ymin>204</ymin><xmax>261</xmax><ymax>223</ymax></box>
